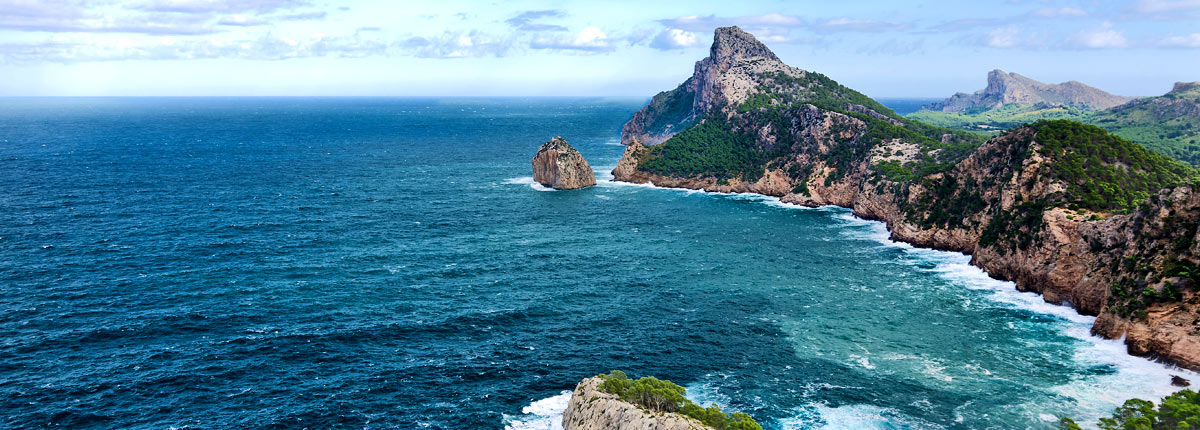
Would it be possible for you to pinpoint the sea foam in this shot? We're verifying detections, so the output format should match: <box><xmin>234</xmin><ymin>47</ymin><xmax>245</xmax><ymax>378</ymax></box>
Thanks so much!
<box><xmin>504</xmin><ymin>390</ymin><xmax>572</xmax><ymax>430</ymax></box>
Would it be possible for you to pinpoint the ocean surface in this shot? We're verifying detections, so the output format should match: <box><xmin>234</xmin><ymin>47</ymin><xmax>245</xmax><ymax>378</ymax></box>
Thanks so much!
<box><xmin>0</xmin><ymin>97</ymin><xmax>1191</xmax><ymax>430</ymax></box>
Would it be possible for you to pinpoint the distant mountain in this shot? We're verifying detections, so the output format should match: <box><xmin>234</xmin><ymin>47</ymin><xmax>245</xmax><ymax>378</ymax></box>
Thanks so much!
<box><xmin>925</xmin><ymin>69</ymin><xmax>1133</xmax><ymax>112</ymax></box>
<box><xmin>1091</xmin><ymin>81</ymin><xmax>1200</xmax><ymax>166</ymax></box>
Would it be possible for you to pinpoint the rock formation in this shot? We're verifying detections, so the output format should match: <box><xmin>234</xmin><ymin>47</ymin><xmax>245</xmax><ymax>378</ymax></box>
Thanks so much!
<box><xmin>532</xmin><ymin>137</ymin><xmax>596</xmax><ymax>190</ymax></box>
<box><xmin>613</xmin><ymin>27</ymin><xmax>1200</xmax><ymax>370</ymax></box>
<box><xmin>561</xmin><ymin>377</ymin><xmax>714</xmax><ymax>430</ymax></box>
<box><xmin>925</xmin><ymin>69</ymin><xmax>1133</xmax><ymax>112</ymax></box>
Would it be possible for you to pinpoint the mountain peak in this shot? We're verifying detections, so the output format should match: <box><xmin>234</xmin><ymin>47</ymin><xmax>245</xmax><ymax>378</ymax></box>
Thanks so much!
<box><xmin>709</xmin><ymin>26</ymin><xmax>779</xmax><ymax>71</ymax></box>
<box><xmin>1170</xmin><ymin>81</ymin><xmax>1200</xmax><ymax>96</ymax></box>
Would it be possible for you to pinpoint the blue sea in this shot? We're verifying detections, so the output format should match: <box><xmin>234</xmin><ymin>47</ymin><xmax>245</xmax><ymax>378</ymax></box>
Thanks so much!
<box><xmin>0</xmin><ymin>98</ymin><xmax>1190</xmax><ymax>429</ymax></box>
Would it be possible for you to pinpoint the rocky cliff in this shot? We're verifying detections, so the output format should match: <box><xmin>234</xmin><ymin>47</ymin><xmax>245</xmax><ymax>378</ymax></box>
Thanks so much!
<box><xmin>532</xmin><ymin>137</ymin><xmax>596</xmax><ymax>190</ymax></box>
<box><xmin>925</xmin><ymin>69</ymin><xmax>1132</xmax><ymax>112</ymax></box>
<box><xmin>560</xmin><ymin>377</ymin><xmax>714</xmax><ymax>430</ymax></box>
<box><xmin>614</xmin><ymin>27</ymin><xmax>1200</xmax><ymax>369</ymax></box>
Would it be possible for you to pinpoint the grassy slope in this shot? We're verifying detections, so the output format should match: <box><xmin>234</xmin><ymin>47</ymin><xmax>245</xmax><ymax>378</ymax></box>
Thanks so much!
<box><xmin>908</xmin><ymin>97</ymin><xmax>1200</xmax><ymax>167</ymax></box>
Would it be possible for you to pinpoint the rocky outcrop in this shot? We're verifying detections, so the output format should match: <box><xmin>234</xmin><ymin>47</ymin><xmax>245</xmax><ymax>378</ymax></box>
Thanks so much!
<box><xmin>620</xmin><ymin>26</ymin><xmax>802</xmax><ymax>147</ymax></box>
<box><xmin>532</xmin><ymin>137</ymin><xmax>596</xmax><ymax>190</ymax></box>
<box><xmin>561</xmin><ymin>377</ymin><xmax>713</xmax><ymax>430</ymax></box>
<box><xmin>613</xmin><ymin>27</ymin><xmax>1200</xmax><ymax>370</ymax></box>
<box><xmin>925</xmin><ymin>69</ymin><xmax>1133</xmax><ymax>112</ymax></box>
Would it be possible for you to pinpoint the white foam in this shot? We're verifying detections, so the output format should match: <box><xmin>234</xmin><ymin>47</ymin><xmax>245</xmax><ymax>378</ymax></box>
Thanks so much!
<box><xmin>503</xmin><ymin>390</ymin><xmax>572</xmax><ymax>430</ymax></box>
<box><xmin>780</xmin><ymin>403</ymin><xmax>945</xmax><ymax>430</ymax></box>
<box><xmin>609</xmin><ymin>184</ymin><xmax>1197</xmax><ymax>426</ymax></box>
<box><xmin>504</xmin><ymin>177</ymin><xmax>554</xmax><ymax>192</ymax></box>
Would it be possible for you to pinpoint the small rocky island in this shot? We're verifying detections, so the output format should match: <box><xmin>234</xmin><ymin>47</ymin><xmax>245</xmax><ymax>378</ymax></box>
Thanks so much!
<box><xmin>532</xmin><ymin>136</ymin><xmax>596</xmax><ymax>190</ymax></box>
<box><xmin>562</xmin><ymin>371</ymin><xmax>760</xmax><ymax>430</ymax></box>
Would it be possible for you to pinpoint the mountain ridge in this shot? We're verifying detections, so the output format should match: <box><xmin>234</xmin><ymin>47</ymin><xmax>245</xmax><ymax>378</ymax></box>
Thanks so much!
<box><xmin>924</xmin><ymin>69</ymin><xmax>1133</xmax><ymax>113</ymax></box>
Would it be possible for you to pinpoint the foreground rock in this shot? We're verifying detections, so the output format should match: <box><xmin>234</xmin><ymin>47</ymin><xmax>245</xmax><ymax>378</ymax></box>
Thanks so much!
<box><xmin>561</xmin><ymin>377</ymin><xmax>713</xmax><ymax>430</ymax></box>
<box><xmin>532</xmin><ymin>137</ymin><xmax>596</xmax><ymax>190</ymax></box>
<box><xmin>613</xmin><ymin>26</ymin><xmax>1200</xmax><ymax>370</ymax></box>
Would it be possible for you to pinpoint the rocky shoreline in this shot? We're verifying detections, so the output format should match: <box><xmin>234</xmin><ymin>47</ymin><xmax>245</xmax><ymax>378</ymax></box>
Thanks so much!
<box><xmin>608</xmin><ymin>26</ymin><xmax>1200</xmax><ymax>370</ymax></box>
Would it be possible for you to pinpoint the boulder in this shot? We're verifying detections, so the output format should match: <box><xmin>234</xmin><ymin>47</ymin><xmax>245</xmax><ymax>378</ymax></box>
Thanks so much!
<box><xmin>532</xmin><ymin>137</ymin><xmax>596</xmax><ymax>190</ymax></box>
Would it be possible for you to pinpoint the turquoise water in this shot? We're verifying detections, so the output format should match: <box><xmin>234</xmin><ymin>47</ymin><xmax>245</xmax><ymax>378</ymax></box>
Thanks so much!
<box><xmin>0</xmin><ymin>98</ymin><xmax>1189</xmax><ymax>429</ymax></box>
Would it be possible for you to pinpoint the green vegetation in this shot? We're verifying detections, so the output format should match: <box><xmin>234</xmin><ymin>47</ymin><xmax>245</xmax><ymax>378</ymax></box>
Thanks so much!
<box><xmin>1058</xmin><ymin>389</ymin><xmax>1200</xmax><ymax>430</ymax></box>
<box><xmin>1090</xmin><ymin>97</ymin><xmax>1200</xmax><ymax>167</ymax></box>
<box><xmin>907</xmin><ymin>103</ymin><xmax>1090</xmax><ymax>135</ymax></box>
<box><xmin>908</xmin><ymin>95</ymin><xmax>1200</xmax><ymax>168</ymax></box>
<box><xmin>637</xmin><ymin>117</ymin><xmax>771</xmax><ymax>181</ymax></box>
<box><xmin>597</xmin><ymin>371</ymin><xmax>761</xmax><ymax>430</ymax></box>
<box><xmin>638</xmin><ymin>69</ymin><xmax>984</xmax><ymax>185</ymax></box>
<box><xmin>643</xmin><ymin>78</ymin><xmax>698</xmax><ymax>135</ymax></box>
<box><xmin>1030</xmin><ymin>120</ymin><xmax>1196</xmax><ymax>213</ymax></box>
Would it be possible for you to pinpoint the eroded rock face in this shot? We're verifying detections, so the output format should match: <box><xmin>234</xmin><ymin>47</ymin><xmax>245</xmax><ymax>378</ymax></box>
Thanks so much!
<box><xmin>561</xmin><ymin>377</ymin><xmax>712</xmax><ymax>430</ymax></box>
<box><xmin>532</xmin><ymin>137</ymin><xmax>596</xmax><ymax>190</ymax></box>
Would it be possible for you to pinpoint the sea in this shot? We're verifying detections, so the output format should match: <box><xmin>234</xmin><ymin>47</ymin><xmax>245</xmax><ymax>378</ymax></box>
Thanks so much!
<box><xmin>0</xmin><ymin>97</ymin><xmax>1191</xmax><ymax>429</ymax></box>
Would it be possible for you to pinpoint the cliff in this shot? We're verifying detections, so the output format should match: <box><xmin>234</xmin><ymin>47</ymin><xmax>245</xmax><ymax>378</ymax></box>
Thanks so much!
<box><xmin>925</xmin><ymin>69</ymin><xmax>1132</xmax><ymax>112</ymax></box>
<box><xmin>532</xmin><ymin>136</ymin><xmax>596</xmax><ymax>190</ymax></box>
<box><xmin>614</xmin><ymin>27</ymin><xmax>1200</xmax><ymax>369</ymax></box>
<box><xmin>561</xmin><ymin>377</ymin><xmax>714</xmax><ymax>430</ymax></box>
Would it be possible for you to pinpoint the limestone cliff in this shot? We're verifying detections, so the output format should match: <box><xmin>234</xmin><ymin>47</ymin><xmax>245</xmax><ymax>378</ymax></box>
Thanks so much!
<box><xmin>613</xmin><ymin>27</ymin><xmax>1200</xmax><ymax>369</ymax></box>
<box><xmin>532</xmin><ymin>137</ymin><xmax>596</xmax><ymax>190</ymax></box>
<box><xmin>925</xmin><ymin>69</ymin><xmax>1132</xmax><ymax>112</ymax></box>
<box><xmin>561</xmin><ymin>377</ymin><xmax>713</xmax><ymax>430</ymax></box>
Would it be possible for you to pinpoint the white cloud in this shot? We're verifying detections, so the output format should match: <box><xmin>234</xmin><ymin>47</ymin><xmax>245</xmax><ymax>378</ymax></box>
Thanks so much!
<box><xmin>1072</xmin><ymin>24</ymin><xmax>1129</xmax><ymax>48</ymax></box>
<box><xmin>399</xmin><ymin>30</ymin><xmax>509</xmax><ymax>58</ymax></box>
<box><xmin>530</xmin><ymin>26</ymin><xmax>614</xmax><ymax>52</ymax></box>
<box><xmin>649</xmin><ymin>28</ymin><xmax>698</xmax><ymax>50</ymax></box>
<box><xmin>815</xmin><ymin>18</ymin><xmax>909</xmax><ymax>33</ymax></box>
<box><xmin>1159</xmin><ymin>33</ymin><xmax>1200</xmax><ymax>47</ymax></box>
<box><xmin>985</xmin><ymin>25</ymin><xmax>1024</xmax><ymax>48</ymax></box>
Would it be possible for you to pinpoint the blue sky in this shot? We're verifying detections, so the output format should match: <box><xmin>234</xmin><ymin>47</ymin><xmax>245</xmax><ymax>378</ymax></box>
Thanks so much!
<box><xmin>1</xmin><ymin>0</ymin><xmax>1198</xmax><ymax>97</ymax></box>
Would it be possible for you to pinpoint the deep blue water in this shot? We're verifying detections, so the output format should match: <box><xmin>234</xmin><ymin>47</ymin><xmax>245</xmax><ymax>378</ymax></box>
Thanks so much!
<box><xmin>0</xmin><ymin>98</ymin><xmax>1190</xmax><ymax>430</ymax></box>
<box><xmin>877</xmin><ymin>98</ymin><xmax>940</xmax><ymax>115</ymax></box>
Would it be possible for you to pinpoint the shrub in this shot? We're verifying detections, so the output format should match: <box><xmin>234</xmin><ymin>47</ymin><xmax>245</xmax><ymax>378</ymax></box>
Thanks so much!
<box><xmin>597</xmin><ymin>371</ymin><xmax>762</xmax><ymax>430</ymax></box>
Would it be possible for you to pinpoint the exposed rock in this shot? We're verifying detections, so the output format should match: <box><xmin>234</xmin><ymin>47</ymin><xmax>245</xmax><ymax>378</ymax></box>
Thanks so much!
<box><xmin>1173</xmin><ymin>375</ymin><xmax>1192</xmax><ymax>387</ymax></box>
<box><xmin>1173</xmin><ymin>81</ymin><xmax>1200</xmax><ymax>96</ymax></box>
<box><xmin>613</xmin><ymin>26</ymin><xmax>1200</xmax><ymax>370</ymax></box>
<box><xmin>925</xmin><ymin>69</ymin><xmax>1133</xmax><ymax>112</ymax></box>
<box><xmin>532</xmin><ymin>137</ymin><xmax>596</xmax><ymax>190</ymax></box>
<box><xmin>561</xmin><ymin>377</ymin><xmax>714</xmax><ymax>430</ymax></box>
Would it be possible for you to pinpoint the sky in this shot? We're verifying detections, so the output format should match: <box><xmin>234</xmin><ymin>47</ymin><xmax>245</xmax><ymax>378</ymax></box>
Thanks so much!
<box><xmin>1</xmin><ymin>0</ymin><xmax>1199</xmax><ymax>98</ymax></box>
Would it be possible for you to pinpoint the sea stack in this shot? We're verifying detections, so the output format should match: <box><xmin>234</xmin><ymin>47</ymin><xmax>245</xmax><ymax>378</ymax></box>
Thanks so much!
<box><xmin>531</xmin><ymin>137</ymin><xmax>596</xmax><ymax>190</ymax></box>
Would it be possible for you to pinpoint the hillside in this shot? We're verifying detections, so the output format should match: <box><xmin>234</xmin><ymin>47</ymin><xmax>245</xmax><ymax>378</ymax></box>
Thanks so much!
<box><xmin>910</xmin><ymin>78</ymin><xmax>1200</xmax><ymax>168</ymax></box>
<box><xmin>614</xmin><ymin>26</ymin><xmax>1200</xmax><ymax>370</ymax></box>
<box><xmin>1091</xmin><ymin>82</ymin><xmax>1200</xmax><ymax>166</ymax></box>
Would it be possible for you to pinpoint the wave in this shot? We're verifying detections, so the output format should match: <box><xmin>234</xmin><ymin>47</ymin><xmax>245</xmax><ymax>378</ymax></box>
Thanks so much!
<box><xmin>780</xmin><ymin>403</ymin><xmax>946</xmax><ymax>430</ymax></box>
<box><xmin>503</xmin><ymin>177</ymin><xmax>554</xmax><ymax>192</ymax></box>
<box><xmin>503</xmin><ymin>390</ymin><xmax>572</xmax><ymax>430</ymax></box>
<box><xmin>595</xmin><ymin>181</ymin><xmax>1196</xmax><ymax>426</ymax></box>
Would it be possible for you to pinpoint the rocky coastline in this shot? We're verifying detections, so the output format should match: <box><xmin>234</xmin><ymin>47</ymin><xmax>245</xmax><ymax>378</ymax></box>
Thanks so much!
<box><xmin>612</xmin><ymin>26</ymin><xmax>1200</xmax><ymax>370</ymax></box>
